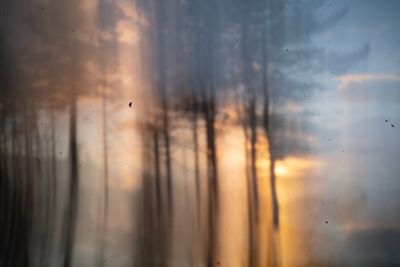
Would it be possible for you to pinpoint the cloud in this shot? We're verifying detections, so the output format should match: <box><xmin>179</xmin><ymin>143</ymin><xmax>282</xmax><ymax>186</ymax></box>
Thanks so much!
<box><xmin>337</xmin><ymin>73</ymin><xmax>400</xmax><ymax>90</ymax></box>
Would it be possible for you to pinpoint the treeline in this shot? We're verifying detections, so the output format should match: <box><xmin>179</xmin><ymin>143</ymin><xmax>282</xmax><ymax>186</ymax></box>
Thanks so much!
<box><xmin>0</xmin><ymin>0</ymin><xmax>368</xmax><ymax>266</ymax></box>
<box><xmin>134</xmin><ymin>0</ymin><xmax>368</xmax><ymax>266</ymax></box>
<box><xmin>0</xmin><ymin>0</ymin><xmax>116</xmax><ymax>266</ymax></box>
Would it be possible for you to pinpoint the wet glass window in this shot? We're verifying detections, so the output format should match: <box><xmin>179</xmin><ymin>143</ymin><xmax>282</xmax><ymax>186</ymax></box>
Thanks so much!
<box><xmin>0</xmin><ymin>0</ymin><xmax>399</xmax><ymax>266</ymax></box>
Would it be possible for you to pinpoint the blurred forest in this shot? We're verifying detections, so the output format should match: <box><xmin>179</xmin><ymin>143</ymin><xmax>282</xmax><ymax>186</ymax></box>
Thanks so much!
<box><xmin>0</xmin><ymin>0</ymin><xmax>371</xmax><ymax>266</ymax></box>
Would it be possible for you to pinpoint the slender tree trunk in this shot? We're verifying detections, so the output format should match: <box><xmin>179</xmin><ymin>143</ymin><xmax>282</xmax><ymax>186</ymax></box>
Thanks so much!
<box><xmin>203</xmin><ymin>85</ymin><xmax>218</xmax><ymax>203</ymax></box>
<box><xmin>162</xmin><ymin>98</ymin><xmax>173</xmax><ymax>214</ymax></box>
<box><xmin>192</xmin><ymin>100</ymin><xmax>201</xmax><ymax>211</ymax></box>
<box><xmin>262</xmin><ymin>64</ymin><xmax>279</xmax><ymax>231</ymax></box>
<box><xmin>202</xmin><ymin>87</ymin><xmax>218</xmax><ymax>267</ymax></box>
<box><xmin>141</xmin><ymin>134</ymin><xmax>151</xmax><ymax>266</ymax></box>
<box><xmin>249</xmin><ymin>95</ymin><xmax>259</xmax><ymax>220</ymax></box>
<box><xmin>241</xmin><ymin>7</ymin><xmax>260</xmax><ymax>220</ymax></box>
<box><xmin>64</xmin><ymin>94</ymin><xmax>79</xmax><ymax>267</ymax></box>
<box><xmin>153</xmin><ymin>129</ymin><xmax>162</xmax><ymax>213</ymax></box>
<box><xmin>155</xmin><ymin>0</ymin><xmax>173</xmax><ymax>214</ymax></box>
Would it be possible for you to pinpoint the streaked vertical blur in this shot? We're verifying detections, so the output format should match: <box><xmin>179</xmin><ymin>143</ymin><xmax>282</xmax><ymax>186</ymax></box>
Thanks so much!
<box><xmin>0</xmin><ymin>0</ymin><xmax>399</xmax><ymax>266</ymax></box>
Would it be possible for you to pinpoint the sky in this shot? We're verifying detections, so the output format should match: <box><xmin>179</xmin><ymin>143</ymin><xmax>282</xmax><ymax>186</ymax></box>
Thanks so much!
<box><xmin>300</xmin><ymin>1</ymin><xmax>400</xmax><ymax>265</ymax></box>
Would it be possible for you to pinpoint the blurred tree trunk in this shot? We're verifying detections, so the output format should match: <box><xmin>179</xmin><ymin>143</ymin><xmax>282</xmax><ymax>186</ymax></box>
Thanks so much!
<box><xmin>153</xmin><ymin>129</ymin><xmax>162</xmax><ymax>213</ymax></box>
<box><xmin>192</xmin><ymin>99</ymin><xmax>201</xmax><ymax>211</ymax></box>
<box><xmin>155</xmin><ymin>0</ymin><xmax>173</xmax><ymax>214</ymax></box>
<box><xmin>261</xmin><ymin>39</ymin><xmax>279</xmax><ymax>232</ymax></box>
<box><xmin>63</xmin><ymin>93</ymin><xmax>79</xmax><ymax>267</ymax></box>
